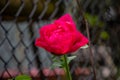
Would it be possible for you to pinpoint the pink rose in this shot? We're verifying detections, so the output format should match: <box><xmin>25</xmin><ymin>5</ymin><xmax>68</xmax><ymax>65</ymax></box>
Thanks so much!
<box><xmin>35</xmin><ymin>14</ymin><xmax>88</xmax><ymax>55</ymax></box>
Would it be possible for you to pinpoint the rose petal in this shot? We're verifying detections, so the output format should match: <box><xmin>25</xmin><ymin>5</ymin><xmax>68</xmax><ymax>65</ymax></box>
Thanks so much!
<box><xmin>57</xmin><ymin>14</ymin><xmax>76</xmax><ymax>30</ymax></box>
<box><xmin>58</xmin><ymin>14</ymin><xmax>75</xmax><ymax>25</ymax></box>
<box><xmin>69</xmin><ymin>31</ymin><xmax>89</xmax><ymax>52</ymax></box>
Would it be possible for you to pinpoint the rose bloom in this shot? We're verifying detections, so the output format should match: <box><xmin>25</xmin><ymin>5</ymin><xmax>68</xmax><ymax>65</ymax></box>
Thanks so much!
<box><xmin>35</xmin><ymin>14</ymin><xmax>88</xmax><ymax>55</ymax></box>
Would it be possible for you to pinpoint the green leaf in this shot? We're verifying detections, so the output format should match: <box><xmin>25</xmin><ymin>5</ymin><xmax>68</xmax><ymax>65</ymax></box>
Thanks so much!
<box><xmin>15</xmin><ymin>75</ymin><xmax>31</xmax><ymax>80</ymax></box>
<box><xmin>81</xmin><ymin>45</ymin><xmax>89</xmax><ymax>49</ymax></box>
<box><xmin>51</xmin><ymin>56</ymin><xmax>63</xmax><ymax>69</ymax></box>
<box><xmin>50</xmin><ymin>55</ymin><xmax>77</xmax><ymax>69</ymax></box>
<box><xmin>51</xmin><ymin>62</ymin><xmax>62</xmax><ymax>69</ymax></box>
<box><xmin>67</xmin><ymin>56</ymin><xmax>76</xmax><ymax>64</ymax></box>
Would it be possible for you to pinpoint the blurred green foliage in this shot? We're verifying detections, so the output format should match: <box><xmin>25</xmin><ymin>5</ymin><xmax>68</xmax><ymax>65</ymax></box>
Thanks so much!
<box><xmin>15</xmin><ymin>75</ymin><xmax>31</xmax><ymax>80</ymax></box>
<box><xmin>84</xmin><ymin>13</ymin><xmax>110</xmax><ymax>41</ymax></box>
<box><xmin>100</xmin><ymin>31</ymin><xmax>109</xmax><ymax>40</ymax></box>
<box><xmin>85</xmin><ymin>13</ymin><xmax>104</xmax><ymax>27</ymax></box>
<box><xmin>9</xmin><ymin>75</ymin><xmax>31</xmax><ymax>80</ymax></box>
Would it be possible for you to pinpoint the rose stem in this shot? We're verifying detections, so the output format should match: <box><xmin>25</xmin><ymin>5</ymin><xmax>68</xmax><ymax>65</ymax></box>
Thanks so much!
<box><xmin>63</xmin><ymin>55</ymin><xmax>72</xmax><ymax>80</ymax></box>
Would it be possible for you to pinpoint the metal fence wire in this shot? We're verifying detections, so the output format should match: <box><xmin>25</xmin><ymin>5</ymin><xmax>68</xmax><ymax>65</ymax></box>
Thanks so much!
<box><xmin>0</xmin><ymin>0</ymin><xmax>120</xmax><ymax>80</ymax></box>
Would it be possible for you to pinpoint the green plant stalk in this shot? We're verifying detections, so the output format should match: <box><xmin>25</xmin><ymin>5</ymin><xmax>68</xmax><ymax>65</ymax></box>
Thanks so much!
<box><xmin>63</xmin><ymin>55</ymin><xmax>72</xmax><ymax>80</ymax></box>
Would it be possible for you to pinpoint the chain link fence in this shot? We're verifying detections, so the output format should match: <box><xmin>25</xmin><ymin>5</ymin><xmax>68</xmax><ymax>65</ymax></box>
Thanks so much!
<box><xmin>0</xmin><ymin>0</ymin><xmax>120</xmax><ymax>80</ymax></box>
